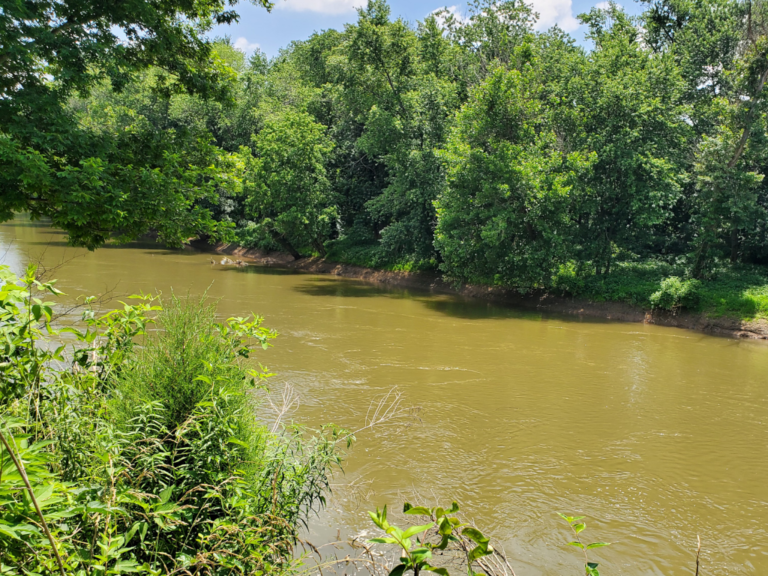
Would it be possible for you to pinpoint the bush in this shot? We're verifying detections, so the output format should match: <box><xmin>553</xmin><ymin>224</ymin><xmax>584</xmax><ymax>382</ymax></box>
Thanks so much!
<box><xmin>0</xmin><ymin>264</ymin><xmax>344</xmax><ymax>576</ymax></box>
<box><xmin>649</xmin><ymin>276</ymin><xmax>702</xmax><ymax>311</ymax></box>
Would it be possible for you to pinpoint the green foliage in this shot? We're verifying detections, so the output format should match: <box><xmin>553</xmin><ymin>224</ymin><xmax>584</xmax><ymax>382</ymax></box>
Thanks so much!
<box><xmin>245</xmin><ymin>111</ymin><xmax>336</xmax><ymax>257</ymax></box>
<box><xmin>435</xmin><ymin>64</ymin><xmax>592</xmax><ymax>290</ymax></box>
<box><xmin>0</xmin><ymin>264</ymin><xmax>344</xmax><ymax>575</ymax></box>
<box><xmin>0</xmin><ymin>264</ymin><xmax>63</xmax><ymax>403</ymax></box>
<box><xmin>22</xmin><ymin>0</ymin><xmax>768</xmax><ymax>319</ymax></box>
<box><xmin>551</xmin><ymin>259</ymin><xmax>768</xmax><ymax>318</ymax></box>
<box><xmin>0</xmin><ymin>0</ymin><xmax>267</xmax><ymax>249</ymax></box>
<box><xmin>649</xmin><ymin>277</ymin><xmax>702</xmax><ymax>310</ymax></box>
<box><xmin>558</xmin><ymin>514</ymin><xmax>610</xmax><ymax>576</ymax></box>
<box><xmin>368</xmin><ymin>502</ymin><xmax>493</xmax><ymax>576</ymax></box>
<box><xmin>109</xmin><ymin>294</ymin><xmax>276</xmax><ymax>429</ymax></box>
<box><xmin>567</xmin><ymin>5</ymin><xmax>689</xmax><ymax>274</ymax></box>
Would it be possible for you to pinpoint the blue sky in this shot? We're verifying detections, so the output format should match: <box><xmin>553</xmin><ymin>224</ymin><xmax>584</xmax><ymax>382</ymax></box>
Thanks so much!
<box><xmin>210</xmin><ymin>0</ymin><xmax>644</xmax><ymax>58</ymax></box>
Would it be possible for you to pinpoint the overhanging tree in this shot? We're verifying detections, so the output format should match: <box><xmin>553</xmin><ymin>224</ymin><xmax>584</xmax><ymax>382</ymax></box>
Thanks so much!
<box><xmin>0</xmin><ymin>0</ymin><xmax>269</xmax><ymax>248</ymax></box>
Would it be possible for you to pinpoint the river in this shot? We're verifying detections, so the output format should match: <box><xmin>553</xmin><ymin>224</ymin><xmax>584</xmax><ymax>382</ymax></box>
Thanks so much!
<box><xmin>1</xmin><ymin>216</ymin><xmax>767</xmax><ymax>575</ymax></box>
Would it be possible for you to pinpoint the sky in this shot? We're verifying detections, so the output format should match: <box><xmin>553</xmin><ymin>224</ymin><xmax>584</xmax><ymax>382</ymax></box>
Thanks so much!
<box><xmin>209</xmin><ymin>0</ymin><xmax>645</xmax><ymax>58</ymax></box>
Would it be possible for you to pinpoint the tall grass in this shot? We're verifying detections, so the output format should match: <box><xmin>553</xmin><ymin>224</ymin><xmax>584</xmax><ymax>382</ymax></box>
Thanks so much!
<box><xmin>0</xmin><ymin>265</ymin><xmax>344</xmax><ymax>576</ymax></box>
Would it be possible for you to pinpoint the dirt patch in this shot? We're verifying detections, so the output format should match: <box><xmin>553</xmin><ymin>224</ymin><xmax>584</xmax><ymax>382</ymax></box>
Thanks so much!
<box><xmin>198</xmin><ymin>241</ymin><xmax>768</xmax><ymax>340</ymax></box>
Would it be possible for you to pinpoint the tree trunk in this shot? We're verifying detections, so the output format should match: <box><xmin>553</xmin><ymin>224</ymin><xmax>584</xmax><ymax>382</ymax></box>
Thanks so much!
<box><xmin>730</xmin><ymin>227</ymin><xmax>739</xmax><ymax>263</ymax></box>
<box><xmin>312</xmin><ymin>239</ymin><xmax>327</xmax><ymax>257</ymax></box>
<box><xmin>692</xmin><ymin>240</ymin><xmax>708</xmax><ymax>279</ymax></box>
<box><xmin>270</xmin><ymin>230</ymin><xmax>301</xmax><ymax>260</ymax></box>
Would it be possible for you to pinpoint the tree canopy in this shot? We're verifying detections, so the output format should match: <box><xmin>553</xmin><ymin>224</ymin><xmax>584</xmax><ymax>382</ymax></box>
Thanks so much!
<box><xmin>0</xmin><ymin>0</ymin><xmax>269</xmax><ymax>248</ymax></box>
<box><xmin>6</xmin><ymin>0</ymin><xmax>768</xmax><ymax>293</ymax></box>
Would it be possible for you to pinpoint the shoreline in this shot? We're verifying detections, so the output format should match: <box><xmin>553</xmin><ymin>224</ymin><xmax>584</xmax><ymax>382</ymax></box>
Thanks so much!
<box><xmin>199</xmin><ymin>241</ymin><xmax>768</xmax><ymax>340</ymax></box>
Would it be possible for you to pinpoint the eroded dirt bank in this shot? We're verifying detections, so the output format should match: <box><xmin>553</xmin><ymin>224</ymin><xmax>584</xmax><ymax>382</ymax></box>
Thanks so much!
<box><xmin>200</xmin><ymin>241</ymin><xmax>768</xmax><ymax>340</ymax></box>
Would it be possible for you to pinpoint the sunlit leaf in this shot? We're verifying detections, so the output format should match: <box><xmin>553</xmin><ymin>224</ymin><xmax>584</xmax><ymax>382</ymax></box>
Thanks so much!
<box><xmin>402</xmin><ymin>522</ymin><xmax>435</xmax><ymax>539</ymax></box>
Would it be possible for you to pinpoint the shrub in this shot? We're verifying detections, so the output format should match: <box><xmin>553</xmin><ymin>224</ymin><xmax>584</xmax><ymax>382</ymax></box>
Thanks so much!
<box><xmin>649</xmin><ymin>276</ymin><xmax>702</xmax><ymax>311</ymax></box>
<box><xmin>0</xmin><ymin>264</ymin><xmax>344</xmax><ymax>576</ymax></box>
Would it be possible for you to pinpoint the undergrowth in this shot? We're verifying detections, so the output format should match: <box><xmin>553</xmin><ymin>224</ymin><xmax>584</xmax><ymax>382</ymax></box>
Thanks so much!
<box><xmin>322</xmin><ymin>240</ymin><xmax>768</xmax><ymax>319</ymax></box>
<box><xmin>0</xmin><ymin>264</ymin><xmax>346</xmax><ymax>576</ymax></box>
<box><xmin>324</xmin><ymin>237</ymin><xmax>439</xmax><ymax>273</ymax></box>
<box><xmin>554</xmin><ymin>260</ymin><xmax>768</xmax><ymax>319</ymax></box>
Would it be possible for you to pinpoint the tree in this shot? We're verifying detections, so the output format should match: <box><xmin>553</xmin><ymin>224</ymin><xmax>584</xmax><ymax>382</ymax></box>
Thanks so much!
<box><xmin>435</xmin><ymin>65</ymin><xmax>592</xmax><ymax>289</ymax></box>
<box><xmin>564</xmin><ymin>5</ymin><xmax>690</xmax><ymax>274</ymax></box>
<box><xmin>0</xmin><ymin>0</ymin><xmax>269</xmax><ymax>248</ymax></box>
<box><xmin>245</xmin><ymin>111</ymin><xmax>336</xmax><ymax>257</ymax></box>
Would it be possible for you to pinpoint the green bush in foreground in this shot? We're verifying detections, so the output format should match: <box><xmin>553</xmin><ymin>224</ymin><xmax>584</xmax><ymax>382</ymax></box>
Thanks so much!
<box><xmin>365</xmin><ymin>503</ymin><xmax>613</xmax><ymax>576</ymax></box>
<box><xmin>0</xmin><ymin>264</ymin><xmax>345</xmax><ymax>575</ymax></box>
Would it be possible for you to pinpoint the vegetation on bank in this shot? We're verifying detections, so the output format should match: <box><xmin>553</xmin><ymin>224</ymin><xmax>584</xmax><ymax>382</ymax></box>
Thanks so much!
<box><xmin>553</xmin><ymin>261</ymin><xmax>768</xmax><ymax>319</ymax></box>
<box><xmin>289</xmin><ymin>245</ymin><xmax>768</xmax><ymax>321</ymax></box>
<box><xmin>0</xmin><ymin>264</ymin><xmax>346</xmax><ymax>575</ymax></box>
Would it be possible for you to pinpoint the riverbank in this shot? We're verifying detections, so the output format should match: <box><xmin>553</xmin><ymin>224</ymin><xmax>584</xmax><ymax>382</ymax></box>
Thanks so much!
<box><xmin>203</xmin><ymin>242</ymin><xmax>768</xmax><ymax>340</ymax></box>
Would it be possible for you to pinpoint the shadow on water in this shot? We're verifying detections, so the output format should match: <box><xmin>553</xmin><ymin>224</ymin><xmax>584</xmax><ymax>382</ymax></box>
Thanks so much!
<box><xmin>291</xmin><ymin>276</ymin><xmax>412</xmax><ymax>298</ymax></box>
<box><xmin>419</xmin><ymin>296</ymin><xmax>616</xmax><ymax>324</ymax></box>
<box><xmin>419</xmin><ymin>298</ymin><xmax>544</xmax><ymax>321</ymax></box>
<box><xmin>227</xmin><ymin>264</ymin><xmax>306</xmax><ymax>276</ymax></box>
<box><xmin>288</xmin><ymin>273</ymin><xmax>618</xmax><ymax>325</ymax></box>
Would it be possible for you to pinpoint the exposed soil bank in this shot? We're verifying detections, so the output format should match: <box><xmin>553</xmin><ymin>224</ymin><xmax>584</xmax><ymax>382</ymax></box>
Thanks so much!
<box><xmin>200</xmin><ymin>241</ymin><xmax>768</xmax><ymax>340</ymax></box>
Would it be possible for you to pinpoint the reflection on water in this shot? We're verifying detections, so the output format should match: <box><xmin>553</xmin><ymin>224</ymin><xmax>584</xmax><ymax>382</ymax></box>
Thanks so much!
<box><xmin>2</xmin><ymin>215</ymin><xmax>767</xmax><ymax>576</ymax></box>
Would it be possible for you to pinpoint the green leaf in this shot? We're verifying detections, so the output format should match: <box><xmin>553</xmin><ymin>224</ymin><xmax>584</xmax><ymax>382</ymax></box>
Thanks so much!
<box><xmin>462</xmin><ymin>527</ymin><xmax>490</xmax><ymax>545</ymax></box>
<box><xmin>158</xmin><ymin>485</ymin><xmax>174</xmax><ymax>505</ymax></box>
<box><xmin>467</xmin><ymin>545</ymin><xmax>493</xmax><ymax>563</ymax></box>
<box><xmin>113</xmin><ymin>560</ymin><xmax>141</xmax><ymax>573</ymax></box>
<box><xmin>388</xmin><ymin>564</ymin><xmax>406</xmax><ymax>576</ymax></box>
<box><xmin>139</xmin><ymin>522</ymin><xmax>148</xmax><ymax>542</ymax></box>
<box><xmin>404</xmin><ymin>506</ymin><xmax>432</xmax><ymax>516</ymax></box>
<box><xmin>573</xmin><ymin>523</ymin><xmax>586</xmax><ymax>534</ymax></box>
<box><xmin>587</xmin><ymin>542</ymin><xmax>610</xmax><ymax>549</ymax></box>
<box><xmin>34</xmin><ymin>484</ymin><xmax>54</xmax><ymax>503</ymax></box>
<box><xmin>425</xmin><ymin>567</ymin><xmax>449</xmax><ymax>576</ymax></box>
<box><xmin>227</xmin><ymin>437</ymin><xmax>249</xmax><ymax>448</ymax></box>
<box><xmin>439</xmin><ymin>517</ymin><xmax>453</xmax><ymax>536</ymax></box>
<box><xmin>368</xmin><ymin>510</ymin><xmax>384</xmax><ymax>528</ymax></box>
<box><xmin>402</xmin><ymin>522</ymin><xmax>435</xmax><ymax>539</ymax></box>
<box><xmin>567</xmin><ymin>542</ymin><xmax>585</xmax><ymax>549</ymax></box>
<box><xmin>369</xmin><ymin>538</ymin><xmax>398</xmax><ymax>544</ymax></box>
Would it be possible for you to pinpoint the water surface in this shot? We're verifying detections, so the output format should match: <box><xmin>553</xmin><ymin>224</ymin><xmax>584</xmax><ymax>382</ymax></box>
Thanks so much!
<box><xmin>2</xmin><ymin>216</ymin><xmax>767</xmax><ymax>575</ymax></box>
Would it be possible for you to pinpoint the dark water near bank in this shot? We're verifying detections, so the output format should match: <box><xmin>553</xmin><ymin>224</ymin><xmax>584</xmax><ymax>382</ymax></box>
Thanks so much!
<box><xmin>2</xmin><ymin>216</ymin><xmax>767</xmax><ymax>575</ymax></box>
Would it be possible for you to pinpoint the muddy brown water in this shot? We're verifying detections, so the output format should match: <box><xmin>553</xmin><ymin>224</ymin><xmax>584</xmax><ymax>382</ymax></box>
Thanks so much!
<box><xmin>2</xmin><ymin>216</ymin><xmax>767</xmax><ymax>575</ymax></box>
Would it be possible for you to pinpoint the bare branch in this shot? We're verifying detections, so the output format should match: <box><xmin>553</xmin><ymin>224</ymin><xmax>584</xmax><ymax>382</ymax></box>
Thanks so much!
<box><xmin>267</xmin><ymin>383</ymin><xmax>301</xmax><ymax>433</ymax></box>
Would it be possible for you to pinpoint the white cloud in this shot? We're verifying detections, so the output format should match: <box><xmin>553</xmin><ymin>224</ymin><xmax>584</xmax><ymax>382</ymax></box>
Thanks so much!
<box><xmin>234</xmin><ymin>37</ymin><xmax>260</xmax><ymax>53</ymax></box>
<box><xmin>594</xmin><ymin>1</ymin><xmax>614</xmax><ymax>8</ymax></box>
<box><xmin>431</xmin><ymin>0</ymin><xmax>578</xmax><ymax>33</ymax></box>
<box><xmin>429</xmin><ymin>5</ymin><xmax>469</xmax><ymax>26</ymax></box>
<box><xmin>274</xmin><ymin>0</ymin><xmax>365</xmax><ymax>14</ymax></box>
<box><xmin>530</xmin><ymin>0</ymin><xmax>580</xmax><ymax>31</ymax></box>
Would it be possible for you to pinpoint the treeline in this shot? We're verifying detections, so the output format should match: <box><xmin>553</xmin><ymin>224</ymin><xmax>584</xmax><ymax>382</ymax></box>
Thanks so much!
<box><xmin>68</xmin><ymin>0</ymin><xmax>768</xmax><ymax>295</ymax></box>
